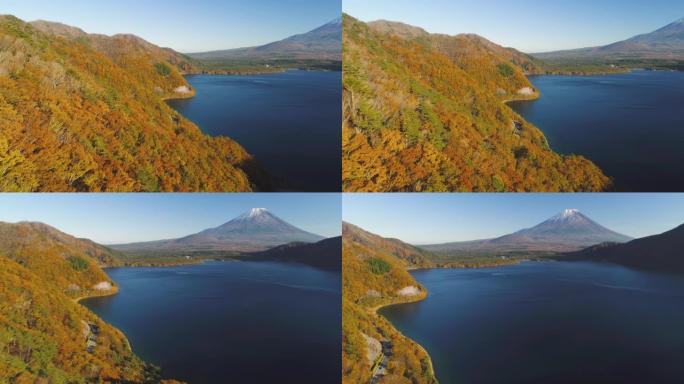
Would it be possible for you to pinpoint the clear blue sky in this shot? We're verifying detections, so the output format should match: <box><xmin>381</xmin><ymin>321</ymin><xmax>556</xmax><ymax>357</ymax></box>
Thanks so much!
<box><xmin>343</xmin><ymin>0</ymin><xmax>684</xmax><ymax>52</ymax></box>
<box><xmin>0</xmin><ymin>193</ymin><xmax>341</xmax><ymax>244</ymax></box>
<box><xmin>3</xmin><ymin>0</ymin><xmax>340</xmax><ymax>52</ymax></box>
<box><xmin>343</xmin><ymin>194</ymin><xmax>684</xmax><ymax>244</ymax></box>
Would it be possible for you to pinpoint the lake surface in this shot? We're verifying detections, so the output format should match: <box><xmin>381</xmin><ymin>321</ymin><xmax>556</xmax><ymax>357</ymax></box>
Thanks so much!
<box><xmin>381</xmin><ymin>262</ymin><xmax>684</xmax><ymax>384</ymax></box>
<box><xmin>82</xmin><ymin>261</ymin><xmax>341</xmax><ymax>384</ymax></box>
<box><xmin>508</xmin><ymin>71</ymin><xmax>684</xmax><ymax>191</ymax></box>
<box><xmin>167</xmin><ymin>70</ymin><xmax>342</xmax><ymax>192</ymax></box>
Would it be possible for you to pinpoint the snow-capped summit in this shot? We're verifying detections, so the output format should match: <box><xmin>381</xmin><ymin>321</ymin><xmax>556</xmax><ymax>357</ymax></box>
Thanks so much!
<box><xmin>561</xmin><ymin>208</ymin><xmax>579</xmax><ymax>216</ymax></box>
<box><xmin>249</xmin><ymin>208</ymin><xmax>267</xmax><ymax>215</ymax></box>
<box><xmin>236</xmin><ymin>208</ymin><xmax>271</xmax><ymax>222</ymax></box>
<box><xmin>546</xmin><ymin>208</ymin><xmax>582</xmax><ymax>222</ymax></box>
<box><xmin>549</xmin><ymin>208</ymin><xmax>586</xmax><ymax>221</ymax></box>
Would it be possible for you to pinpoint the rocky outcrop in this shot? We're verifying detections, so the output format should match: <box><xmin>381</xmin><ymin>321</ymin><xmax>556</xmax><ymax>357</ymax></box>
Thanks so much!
<box><xmin>517</xmin><ymin>87</ymin><xmax>535</xmax><ymax>95</ymax></box>
<box><xmin>173</xmin><ymin>85</ymin><xmax>191</xmax><ymax>94</ymax></box>
<box><xmin>362</xmin><ymin>333</ymin><xmax>382</xmax><ymax>367</ymax></box>
<box><xmin>92</xmin><ymin>281</ymin><xmax>112</xmax><ymax>291</ymax></box>
<box><xmin>397</xmin><ymin>286</ymin><xmax>420</xmax><ymax>296</ymax></box>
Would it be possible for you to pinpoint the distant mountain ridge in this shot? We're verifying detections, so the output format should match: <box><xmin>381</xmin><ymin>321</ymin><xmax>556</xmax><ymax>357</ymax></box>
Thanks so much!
<box><xmin>423</xmin><ymin>209</ymin><xmax>632</xmax><ymax>254</ymax></box>
<box><xmin>368</xmin><ymin>19</ymin><xmax>545</xmax><ymax>75</ymax></box>
<box><xmin>367</xmin><ymin>20</ymin><xmax>430</xmax><ymax>40</ymax></box>
<box><xmin>249</xmin><ymin>237</ymin><xmax>341</xmax><ymax>271</ymax></box>
<box><xmin>113</xmin><ymin>208</ymin><xmax>324</xmax><ymax>253</ymax></box>
<box><xmin>29</xmin><ymin>19</ymin><xmax>198</xmax><ymax>73</ymax></box>
<box><xmin>566</xmin><ymin>222</ymin><xmax>684</xmax><ymax>273</ymax></box>
<box><xmin>188</xmin><ymin>18</ymin><xmax>341</xmax><ymax>62</ymax></box>
<box><xmin>534</xmin><ymin>16</ymin><xmax>684</xmax><ymax>60</ymax></box>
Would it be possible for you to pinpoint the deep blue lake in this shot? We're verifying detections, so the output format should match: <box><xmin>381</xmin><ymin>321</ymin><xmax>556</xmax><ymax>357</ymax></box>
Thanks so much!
<box><xmin>381</xmin><ymin>262</ymin><xmax>684</xmax><ymax>384</ymax></box>
<box><xmin>508</xmin><ymin>71</ymin><xmax>684</xmax><ymax>192</ymax></box>
<box><xmin>167</xmin><ymin>70</ymin><xmax>342</xmax><ymax>192</ymax></box>
<box><xmin>82</xmin><ymin>261</ymin><xmax>341</xmax><ymax>384</ymax></box>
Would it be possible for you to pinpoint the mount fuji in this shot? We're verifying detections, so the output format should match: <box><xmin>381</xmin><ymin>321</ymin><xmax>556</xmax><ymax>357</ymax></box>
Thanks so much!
<box><xmin>188</xmin><ymin>18</ymin><xmax>342</xmax><ymax>62</ymax></box>
<box><xmin>423</xmin><ymin>209</ymin><xmax>632</xmax><ymax>255</ymax></box>
<box><xmin>112</xmin><ymin>208</ymin><xmax>324</xmax><ymax>253</ymax></box>
<box><xmin>534</xmin><ymin>16</ymin><xmax>684</xmax><ymax>60</ymax></box>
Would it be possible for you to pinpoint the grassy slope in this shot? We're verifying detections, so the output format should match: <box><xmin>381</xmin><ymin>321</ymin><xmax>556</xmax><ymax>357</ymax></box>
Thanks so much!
<box><xmin>0</xmin><ymin>222</ymin><xmax>183</xmax><ymax>383</ymax></box>
<box><xmin>0</xmin><ymin>15</ymin><xmax>267</xmax><ymax>192</ymax></box>
<box><xmin>342</xmin><ymin>15</ymin><xmax>609</xmax><ymax>192</ymax></box>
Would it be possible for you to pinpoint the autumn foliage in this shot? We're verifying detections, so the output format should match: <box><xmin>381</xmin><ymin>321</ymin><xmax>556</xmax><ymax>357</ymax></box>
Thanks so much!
<box><xmin>342</xmin><ymin>15</ymin><xmax>610</xmax><ymax>192</ymax></box>
<box><xmin>342</xmin><ymin>223</ymin><xmax>437</xmax><ymax>384</ymax></box>
<box><xmin>0</xmin><ymin>16</ymin><xmax>265</xmax><ymax>192</ymax></box>
<box><xmin>0</xmin><ymin>221</ymin><xmax>181</xmax><ymax>383</ymax></box>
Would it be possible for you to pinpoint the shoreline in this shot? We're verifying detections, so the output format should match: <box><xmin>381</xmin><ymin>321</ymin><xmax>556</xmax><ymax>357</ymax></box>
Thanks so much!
<box><xmin>74</xmin><ymin>259</ymin><xmax>221</xmax><ymax>362</ymax></box>
<box><xmin>160</xmin><ymin>87</ymin><xmax>197</xmax><ymax>102</ymax></box>
<box><xmin>187</xmin><ymin>68</ymin><xmax>286</xmax><ymax>76</ymax></box>
<box><xmin>73</xmin><ymin>284</ymin><xmax>135</xmax><ymax>353</ymax></box>
<box><xmin>502</xmin><ymin>74</ymin><xmax>615</xmax><ymax>191</ymax></box>
<box><xmin>160</xmin><ymin>77</ymin><xmax>275</xmax><ymax>192</ymax></box>
<box><xmin>412</xmin><ymin>257</ymin><xmax>529</xmax><ymax>271</ymax></box>
<box><xmin>114</xmin><ymin>259</ymin><xmax>206</xmax><ymax>268</ymax></box>
<box><xmin>502</xmin><ymin>67</ymin><xmax>645</xmax><ymax>105</ymax></box>
<box><xmin>505</xmin><ymin>68</ymin><xmax>682</xmax><ymax>192</ymax></box>
<box><xmin>540</xmin><ymin>68</ymin><xmax>632</xmax><ymax>76</ymax></box>
<box><xmin>375</xmin><ymin>259</ymin><xmax>544</xmax><ymax>383</ymax></box>
<box><xmin>501</xmin><ymin>89</ymin><xmax>541</xmax><ymax>104</ymax></box>
<box><xmin>380</xmin><ymin>259</ymin><xmax>633</xmax><ymax>383</ymax></box>
<box><xmin>184</xmin><ymin>67</ymin><xmax>341</xmax><ymax>77</ymax></box>
<box><xmin>73</xmin><ymin>284</ymin><xmax>119</xmax><ymax>304</ymax></box>
<box><xmin>371</xmin><ymin>289</ymin><xmax>438</xmax><ymax>383</ymax></box>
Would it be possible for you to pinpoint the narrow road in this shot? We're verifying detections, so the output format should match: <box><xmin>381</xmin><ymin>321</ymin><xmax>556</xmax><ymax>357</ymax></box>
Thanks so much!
<box><xmin>370</xmin><ymin>340</ymin><xmax>392</xmax><ymax>384</ymax></box>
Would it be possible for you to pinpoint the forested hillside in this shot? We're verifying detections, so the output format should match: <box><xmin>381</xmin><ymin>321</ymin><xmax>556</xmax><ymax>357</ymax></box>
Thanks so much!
<box><xmin>0</xmin><ymin>222</ymin><xmax>120</xmax><ymax>296</ymax></box>
<box><xmin>0</xmin><ymin>15</ymin><xmax>265</xmax><ymax>192</ymax></box>
<box><xmin>342</xmin><ymin>223</ymin><xmax>437</xmax><ymax>384</ymax></box>
<box><xmin>343</xmin><ymin>15</ymin><xmax>609</xmax><ymax>192</ymax></box>
<box><xmin>0</xmin><ymin>222</ymin><xmax>181</xmax><ymax>383</ymax></box>
<box><xmin>247</xmin><ymin>237</ymin><xmax>342</xmax><ymax>271</ymax></box>
<box><xmin>565</xmin><ymin>223</ymin><xmax>684</xmax><ymax>274</ymax></box>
